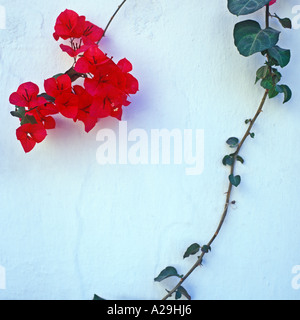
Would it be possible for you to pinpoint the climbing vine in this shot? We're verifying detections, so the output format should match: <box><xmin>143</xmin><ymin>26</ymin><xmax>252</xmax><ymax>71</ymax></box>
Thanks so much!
<box><xmin>154</xmin><ymin>0</ymin><xmax>292</xmax><ymax>300</ymax></box>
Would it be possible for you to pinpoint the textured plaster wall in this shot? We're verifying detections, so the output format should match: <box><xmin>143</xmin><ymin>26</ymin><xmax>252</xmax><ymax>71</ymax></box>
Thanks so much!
<box><xmin>0</xmin><ymin>0</ymin><xmax>300</xmax><ymax>300</ymax></box>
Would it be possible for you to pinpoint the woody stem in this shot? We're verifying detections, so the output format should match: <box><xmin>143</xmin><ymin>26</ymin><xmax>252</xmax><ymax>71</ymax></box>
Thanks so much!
<box><xmin>161</xmin><ymin>4</ymin><xmax>271</xmax><ymax>301</ymax></box>
<box><xmin>98</xmin><ymin>0</ymin><xmax>128</xmax><ymax>44</ymax></box>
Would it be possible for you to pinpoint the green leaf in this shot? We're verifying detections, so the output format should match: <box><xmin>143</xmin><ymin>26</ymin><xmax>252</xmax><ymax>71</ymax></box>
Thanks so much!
<box><xmin>52</xmin><ymin>73</ymin><xmax>64</xmax><ymax>79</ymax></box>
<box><xmin>154</xmin><ymin>267</ymin><xmax>183</xmax><ymax>282</ymax></box>
<box><xmin>274</xmin><ymin>14</ymin><xmax>292</xmax><ymax>29</ymax></box>
<box><xmin>268</xmin><ymin>86</ymin><xmax>280</xmax><ymax>99</ymax></box>
<box><xmin>223</xmin><ymin>155</ymin><xmax>234</xmax><ymax>166</ymax></box>
<box><xmin>175</xmin><ymin>290</ymin><xmax>182</xmax><ymax>300</ymax></box>
<box><xmin>278</xmin><ymin>18</ymin><xmax>292</xmax><ymax>29</ymax></box>
<box><xmin>228</xmin><ymin>0</ymin><xmax>270</xmax><ymax>16</ymax></box>
<box><xmin>10</xmin><ymin>111</ymin><xmax>22</xmax><ymax>118</ymax></box>
<box><xmin>267</xmin><ymin>46</ymin><xmax>291</xmax><ymax>68</ymax></box>
<box><xmin>250</xmin><ymin>133</ymin><xmax>255</xmax><ymax>138</ymax></box>
<box><xmin>176</xmin><ymin>286</ymin><xmax>191</xmax><ymax>300</ymax></box>
<box><xmin>183</xmin><ymin>243</ymin><xmax>201</xmax><ymax>259</ymax></box>
<box><xmin>229</xmin><ymin>174</ymin><xmax>241</xmax><ymax>187</ymax></box>
<box><xmin>236</xmin><ymin>155</ymin><xmax>245</xmax><ymax>164</ymax></box>
<box><xmin>226</xmin><ymin>137</ymin><xmax>239</xmax><ymax>148</ymax></box>
<box><xmin>65</xmin><ymin>67</ymin><xmax>85</xmax><ymax>82</ymax></box>
<box><xmin>21</xmin><ymin>115</ymin><xmax>37</xmax><ymax>126</ymax></box>
<box><xmin>38</xmin><ymin>93</ymin><xmax>55</xmax><ymax>103</ymax></box>
<box><xmin>234</xmin><ymin>20</ymin><xmax>280</xmax><ymax>57</ymax></box>
<box><xmin>278</xmin><ymin>85</ymin><xmax>292</xmax><ymax>104</ymax></box>
<box><xmin>256</xmin><ymin>65</ymin><xmax>269</xmax><ymax>80</ymax></box>
<box><xmin>93</xmin><ymin>294</ymin><xmax>106</xmax><ymax>300</ymax></box>
<box><xmin>260</xmin><ymin>68</ymin><xmax>281</xmax><ymax>90</ymax></box>
<box><xmin>272</xmin><ymin>69</ymin><xmax>282</xmax><ymax>83</ymax></box>
<box><xmin>260</xmin><ymin>75</ymin><xmax>274</xmax><ymax>90</ymax></box>
<box><xmin>11</xmin><ymin>107</ymin><xmax>26</xmax><ymax>119</ymax></box>
<box><xmin>201</xmin><ymin>245</ymin><xmax>212</xmax><ymax>254</ymax></box>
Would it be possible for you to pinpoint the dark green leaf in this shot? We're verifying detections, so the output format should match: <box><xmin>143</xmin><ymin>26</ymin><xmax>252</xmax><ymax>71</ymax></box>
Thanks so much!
<box><xmin>260</xmin><ymin>75</ymin><xmax>274</xmax><ymax>90</ymax></box>
<box><xmin>226</xmin><ymin>137</ymin><xmax>239</xmax><ymax>148</ymax></box>
<box><xmin>52</xmin><ymin>73</ymin><xmax>64</xmax><ymax>79</ymax></box>
<box><xmin>267</xmin><ymin>46</ymin><xmax>291</xmax><ymax>68</ymax></box>
<box><xmin>175</xmin><ymin>290</ymin><xmax>182</xmax><ymax>300</ymax></box>
<box><xmin>93</xmin><ymin>294</ymin><xmax>106</xmax><ymax>301</ymax></box>
<box><xmin>10</xmin><ymin>111</ymin><xmax>22</xmax><ymax>118</ymax></box>
<box><xmin>279</xmin><ymin>18</ymin><xmax>292</xmax><ymax>29</ymax></box>
<box><xmin>260</xmin><ymin>76</ymin><xmax>273</xmax><ymax>90</ymax></box>
<box><xmin>177</xmin><ymin>286</ymin><xmax>191</xmax><ymax>300</ymax></box>
<box><xmin>21</xmin><ymin>115</ymin><xmax>37</xmax><ymax>126</ymax></box>
<box><xmin>229</xmin><ymin>174</ymin><xmax>241</xmax><ymax>187</ymax></box>
<box><xmin>222</xmin><ymin>155</ymin><xmax>234</xmax><ymax>166</ymax></box>
<box><xmin>236</xmin><ymin>155</ymin><xmax>245</xmax><ymax>164</ymax></box>
<box><xmin>38</xmin><ymin>93</ymin><xmax>55</xmax><ymax>103</ymax></box>
<box><xmin>183</xmin><ymin>243</ymin><xmax>201</xmax><ymax>259</ymax></box>
<box><xmin>274</xmin><ymin>14</ymin><xmax>292</xmax><ymax>29</ymax></box>
<box><xmin>245</xmin><ymin>119</ymin><xmax>252</xmax><ymax>124</ymax></box>
<box><xmin>250</xmin><ymin>133</ymin><xmax>255</xmax><ymax>138</ymax></box>
<box><xmin>228</xmin><ymin>0</ymin><xmax>270</xmax><ymax>16</ymax></box>
<box><xmin>19</xmin><ymin>107</ymin><xmax>26</xmax><ymax>118</ymax></box>
<box><xmin>256</xmin><ymin>66</ymin><xmax>269</xmax><ymax>80</ymax></box>
<box><xmin>268</xmin><ymin>86</ymin><xmax>280</xmax><ymax>99</ymax></box>
<box><xmin>278</xmin><ymin>85</ymin><xmax>292</xmax><ymax>104</ymax></box>
<box><xmin>234</xmin><ymin>20</ymin><xmax>280</xmax><ymax>57</ymax></box>
<box><xmin>65</xmin><ymin>67</ymin><xmax>86</xmax><ymax>82</ymax></box>
<box><xmin>11</xmin><ymin>107</ymin><xmax>26</xmax><ymax>119</ymax></box>
<box><xmin>201</xmin><ymin>245</ymin><xmax>211</xmax><ymax>253</ymax></box>
<box><xmin>260</xmin><ymin>68</ymin><xmax>281</xmax><ymax>90</ymax></box>
<box><xmin>272</xmin><ymin>69</ymin><xmax>282</xmax><ymax>83</ymax></box>
<box><xmin>154</xmin><ymin>267</ymin><xmax>182</xmax><ymax>282</ymax></box>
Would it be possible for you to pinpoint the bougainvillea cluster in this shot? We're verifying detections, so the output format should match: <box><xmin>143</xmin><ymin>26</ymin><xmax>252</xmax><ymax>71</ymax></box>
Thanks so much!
<box><xmin>9</xmin><ymin>9</ymin><xmax>139</xmax><ymax>153</ymax></box>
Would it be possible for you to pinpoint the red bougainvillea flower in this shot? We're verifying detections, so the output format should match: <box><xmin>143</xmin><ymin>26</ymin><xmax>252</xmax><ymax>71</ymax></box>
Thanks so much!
<box><xmin>82</xmin><ymin>21</ymin><xmax>104</xmax><ymax>43</ymax></box>
<box><xmin>44</xmin><ymin>74</ymin><xmax>72</xmax><ymax>98</ymax></box>
<box><xmin>53</xmin><ymin>9</ymin><xmax>86</xmax><ymax>41</ymax></box>
<box><xmin>26</xmin><ymin>103</ymin><xmax>58</xmax><ymax>130</ymax></box>
<box><xmin>73</xmin><ymin>85</ymin><xmax>98</xmax><ymax>132</ymax></box>
<box><xmin>9</xmin><ymin>82</ymin><xmax>47</xmax><ymax>109</ymax></box>
<box><xmin>10</xmin><ymin>9</ymin><xmax>139</xmax><ymax>153</ymax></box>
<box><xmin>59</xmin><ymin>43</ymin><xmax>91</xmax><ymax>58</ymax></box>
<box><xmin>83</xmin><ymin>60</ymin><xmax>125</xmax><ymax>95</ymax></box>
<box><xmin>89</xmin><ymin>85</ymin><xmax>126</xmax><ymax>119</ymax></box>
<box><xmin>16</xmin><ymin>123</ymin><xmax>47</xmax><ymax>153</ymax></box>
<box><xmin>55</xmin><ymin>93</ymin><xmax>79</xmax><ymax>119</ymax></box>
<box><xmin>74</xmin><ymin>46</ymin><xmax>109</xmax><ymax>74</ymax></box>
<box><xmin>117</xmin><ymin>58</ymin><xmax>139</xmax><ymax>95</ymax></box>
<box><xmin>38</xmin><ymin>102</ymin><xmax>59</xmax><ymax>117</ymax></box>
<box><xmin>269</xmin><ymin>0</ymin><xmax>277</xmax><ymax>5</ymax></box>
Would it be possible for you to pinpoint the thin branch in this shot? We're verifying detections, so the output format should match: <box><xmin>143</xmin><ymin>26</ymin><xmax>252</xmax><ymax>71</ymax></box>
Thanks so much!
<box><xmin>97</xmin><ymin>0</ymin><xmax>128</xmax><ymax>44</ymax></box>
<box><xmin>162</xmin><ymin>90</ymin><xmax>268</xmax><ymax>301</ymax></box>
<box><xmin>161</xmin><ymin>5</ymin><xmax>271</xmax><ymax>301</ymax></box>
<box><xmin>266</xmin><ymin>4</ymin><xmax>270</xmax><ymax>28</ymax></box>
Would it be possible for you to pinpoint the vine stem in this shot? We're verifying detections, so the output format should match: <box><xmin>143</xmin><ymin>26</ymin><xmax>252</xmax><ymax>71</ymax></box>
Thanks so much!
<box><xmin>98</xmin><ymin>0</ymin><xmax>128</xmax><ymax>44</ymax></box>
<box><xmin>65</xmin><ymin>0</ymin><xmax>128</xmax><ymax>82</ymax></box>
<box><xmin>162</xmin><ymin>5</ymin><xmax>271</xmax><ymax>301</ymax></box>
<box><xmin>162</xmin><ymin>89</ymin><xmax>268</xmax><ymax>301</ymax></box>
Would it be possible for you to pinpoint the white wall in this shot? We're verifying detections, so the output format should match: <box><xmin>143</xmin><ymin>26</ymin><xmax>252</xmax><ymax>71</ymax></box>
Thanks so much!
<box><xmin>0</xmin><ymin>0</ymin><xmax>300</xmax><ymax>300</ymax></box>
